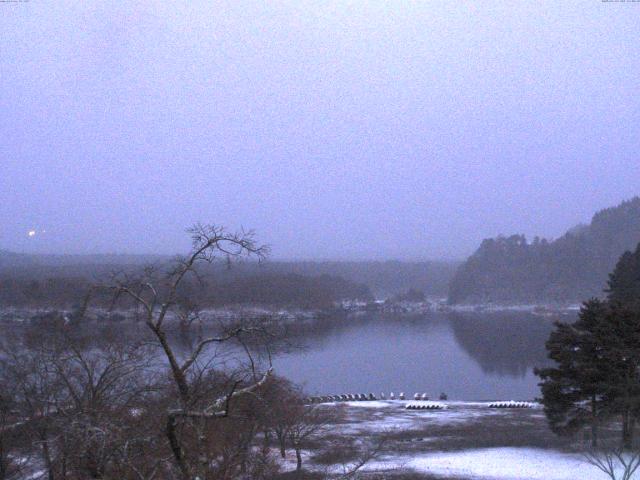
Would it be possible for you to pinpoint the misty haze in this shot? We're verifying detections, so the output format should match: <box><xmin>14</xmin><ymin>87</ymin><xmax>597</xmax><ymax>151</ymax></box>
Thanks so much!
<box><xmin>2</xmin><ymin>2</ymin><xmax>640</xmax><ymax>480</ymax></box>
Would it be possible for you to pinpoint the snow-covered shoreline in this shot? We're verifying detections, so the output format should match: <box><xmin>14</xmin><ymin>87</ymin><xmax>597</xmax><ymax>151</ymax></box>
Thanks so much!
<box><xmin>282</xmin><ymin>400</ymin><xmax>618</xmax><ymax>479</ymax></box>
<box><xmin>342</xmin><ymin>298</ymin><xmax>581</xmax><ymax>317</ymax></box>
<box><xmin>0</xmin><ymin>298</ymin><xmax>582</xmax><ymax>324</ymax></box>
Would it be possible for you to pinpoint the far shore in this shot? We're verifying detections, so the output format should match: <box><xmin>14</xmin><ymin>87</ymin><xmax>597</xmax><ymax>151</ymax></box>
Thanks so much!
<box><xmin>0</xmin><ymin>299</ymin><xmax>583</xmax><ymax>325</ymax></box>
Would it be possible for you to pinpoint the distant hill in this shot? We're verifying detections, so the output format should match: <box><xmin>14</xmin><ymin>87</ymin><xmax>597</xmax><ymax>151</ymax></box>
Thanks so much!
<box><xmin>448</xmin><ymin>197</ymin><xmax>640</xmax><ymax>305</ymax></box>
<box><xmin>256</xmin><ymin>260</ymin><xmax>459</xmax><ymax>298</ymax></box>
<box><xmin>0</xmin><ymin>250</ymin><xmax>459</xmax><ymax>307</ymax></box>
<box><xmin>0</xmin><ymin>250</ymin><xmax>35</xmax><ymax>268</ymax></box>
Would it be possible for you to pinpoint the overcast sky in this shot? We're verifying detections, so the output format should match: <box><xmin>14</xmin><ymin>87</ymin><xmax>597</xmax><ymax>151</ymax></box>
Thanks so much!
<box><xmin>1</xmin><ymin>1</ymin><xmax>639</xmax><ymax>260</ymax></box>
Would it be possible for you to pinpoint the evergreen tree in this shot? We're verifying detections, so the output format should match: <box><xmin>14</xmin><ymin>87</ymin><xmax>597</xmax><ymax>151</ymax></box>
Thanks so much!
<box><xmin>594</xmin><ymin>303</ymin><xmax>640</xmax><ymax>448</ymax></box>
<box><xmin>607</xmin><ymin>242</ymin><xmax>640</xmax><ymax>307</ymax></box>
<box><xmin>536</xmin><ymin>299</ymin><xmax>611</xmax><ymax>446</ymax></box>
<box><xmin>538</xmin><ymin>244</ymin><xmax>640</xmax><ymax>448</ymax></box>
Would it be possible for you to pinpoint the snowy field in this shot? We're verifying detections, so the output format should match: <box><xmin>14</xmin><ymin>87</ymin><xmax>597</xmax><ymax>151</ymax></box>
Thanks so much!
<box><xmin>365</xmin><ymin>447</ymin><xmax>609</xmax><ymax>479</ymax></box>
<box><xmin>287</xmin><ymin>400</ymin><xmax>617</xmax><ymax>479</ymax></box>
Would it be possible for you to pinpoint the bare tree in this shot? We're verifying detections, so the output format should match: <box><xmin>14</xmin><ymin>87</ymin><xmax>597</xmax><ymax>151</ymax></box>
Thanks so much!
<box><xmin>287</xmin><ymin>405</ymin><xmax>337</xmax><ymax>473</ymax></box>
<box><xmin>583</xmin><ymin>447</ymin><xmax>640</xmax><ymax>480</ymax></box>
<box><xmin>109</xmin><ymin>224</ymin><xmax>276</xmax><ymax>479</ymax></box>
<box><xmin>0</xmin><ymin>389</ymin><xmax>30</xmax><ymax>480</ymax></box>
<box><xmin>2</xmin><ymin>324</ymin><xmax>65</xmax><ymax>480</ymax></box>
<box><xmin>2</xmin><ymin>314</ymin><xmax>159</xmax><ymax>480</ymax></box>
<box><xmin>258</xmin><ymin>376</ymin><xmax>302</xmax><ymax>459</ymax></box>
<box><xmin>333</xmin><ymin>436</ymin><xmax>388</xmax><ymax>480</ymax></box>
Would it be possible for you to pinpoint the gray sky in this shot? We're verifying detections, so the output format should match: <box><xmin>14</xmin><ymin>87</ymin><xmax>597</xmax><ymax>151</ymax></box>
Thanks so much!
<box><xmin>1</xmin><ymin>1</ymin><xmax>639</xmax><ymax>260</ymax></box>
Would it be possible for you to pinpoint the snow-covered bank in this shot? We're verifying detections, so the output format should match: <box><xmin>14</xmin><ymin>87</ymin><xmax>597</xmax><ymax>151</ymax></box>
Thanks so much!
<box><xmin>341</xmin><ymin>298</ymin><xmax>581</xmax><ymax>317</ymax></box>
<box><xmin>0</xmin><ymin>305</ymin><xmax>324</xmax><ymax>324</ymax></box>
<box><xmin>368</xmin><ymin>448</ymin><xmax>610</xmax><ymax>480</ymax></box>
<box><xmin>298</xmin><ymin>400</ymin><xmax>609</xmax><ymax>479</ymax></box>
<box><xmin>442</xmin><ymin>303</ymin><xmax>581</xmax><ymax>316</ymax></box>
<box><xmin>0</xmin><ymin>299</ymin><xmax>581</xmax><ymax>326</ymax></box>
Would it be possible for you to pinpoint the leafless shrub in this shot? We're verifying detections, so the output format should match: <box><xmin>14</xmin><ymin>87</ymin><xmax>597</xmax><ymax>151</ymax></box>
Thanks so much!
<box><xmin>0</xmin><ymin>389</ymin><xmax>31</xmax><ymax>480</ymax></box>
<box><xmin>1</xmin><ymin>315</ymin><xmax>160</xmax><ymax>480</ymax></box>
<box><xmin>583</xmin><ymin>447</ymin><xmax>640</xmax><ymax>480</ymax></box>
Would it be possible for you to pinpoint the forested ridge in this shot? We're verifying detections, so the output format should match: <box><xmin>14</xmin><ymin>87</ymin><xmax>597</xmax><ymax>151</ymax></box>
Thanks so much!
<box><xmin>449</xmin><ymin>197</ymin><xmax>640</xmax><ymax>304</ymax></box>
<box><xmin>0</xmin><ymin>254</ymin><xmax>457</xmax><ymax>308</ymax></box>
<box><xmin>0</xmin><ymin>269</ymin><xmax>373</xmax><ymax>310</ymax></box>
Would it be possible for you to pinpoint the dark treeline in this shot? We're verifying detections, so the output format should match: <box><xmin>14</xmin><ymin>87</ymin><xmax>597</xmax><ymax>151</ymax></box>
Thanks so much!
<box><xmin>0</xmin><ymin>253</ymin><xmax>458</xmax><ymax>300</ymax></box>
<box><xmin>264</xmin><ymin>260</ymin><xmax>459</xmax><ymax>298</ymax></box>
<box><xmin>0</xmin><ymin>255</ymin><xmax>458</xmax><ymax>309</ymax></box>
<box><xmin>449</xmin><ymin>197</ymin><xmax>640</xmax><ymax>304</ymax></box>
<box><xmin>0</xmin><ymin>269</ymin><xmax>372</xmax><ymax>310</ymax></box>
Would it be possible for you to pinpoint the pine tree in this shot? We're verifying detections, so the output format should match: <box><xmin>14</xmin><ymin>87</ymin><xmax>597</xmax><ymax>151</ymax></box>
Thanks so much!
<box><xmin>607</xmin><ymin>242</ymin><xmax>640</xmax><ymax>307</ymax></box>
<box><xmin>593</xmin><ymin>303</ymin><xmax>640</xmax><ymax>448</ymax></box>
<box><xmin>538</xmin><ymin>244</ymin><xmax>640</xmax><ymax>448</ymax></box>
<box><xmin>536</xmin><ymin>299</ymin><xmax>611</xmax><ymax>446</ymax></box>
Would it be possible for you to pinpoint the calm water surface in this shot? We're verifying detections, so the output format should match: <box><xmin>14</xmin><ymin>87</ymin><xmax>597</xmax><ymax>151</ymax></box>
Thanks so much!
<box><xmin>2</xmin><ymin>310</ymin><xmax>570</xmax><ymax>403</ymax></box>
<box><xmin>272</xmin><ymin>311</ymin><xmax>571</xmax><ymax>401</ymax></box>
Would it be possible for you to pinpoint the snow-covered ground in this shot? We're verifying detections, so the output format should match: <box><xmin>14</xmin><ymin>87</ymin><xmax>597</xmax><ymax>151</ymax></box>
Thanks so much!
<box><xmin>300</xmin><ymin>400</ymin><xmax>615</xmax><ymax>479</ymax></box>
<box><xmin>331</xmin><ymin>400</ymin><xmax>540</xmax><ymax>431</ymax></box>
<box><xmin>367</xmin><ymin>447</ymin><xmax>610</xmax><ymax>479</ymax></box>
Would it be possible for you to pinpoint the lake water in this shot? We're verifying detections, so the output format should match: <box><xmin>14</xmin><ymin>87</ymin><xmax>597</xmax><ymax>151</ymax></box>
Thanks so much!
<box><xmin>1</xmin><ymin>309</ymin><xmax>571</xmax><ymax>403</ymax></box>
<box><xmin>272</xmin><ymin>311</ymin><xmax>571</xmax><ymax>401</ymax></box>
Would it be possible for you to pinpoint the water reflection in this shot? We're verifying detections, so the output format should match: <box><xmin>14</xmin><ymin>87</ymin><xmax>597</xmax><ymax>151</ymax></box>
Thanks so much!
<box><xmin>448</xmin><ymin>312</ymin><xmax>559</xmax><ymax>377</ymax></box>
<box><xmin>272</xmin><ymin>311</ymin><xmax>571</xmax><ymax>400</ymax></box>
<box><xmin>1</xmin><ymin>310</ymin><xmax>572</xmax><ymax>401</ymax></box>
